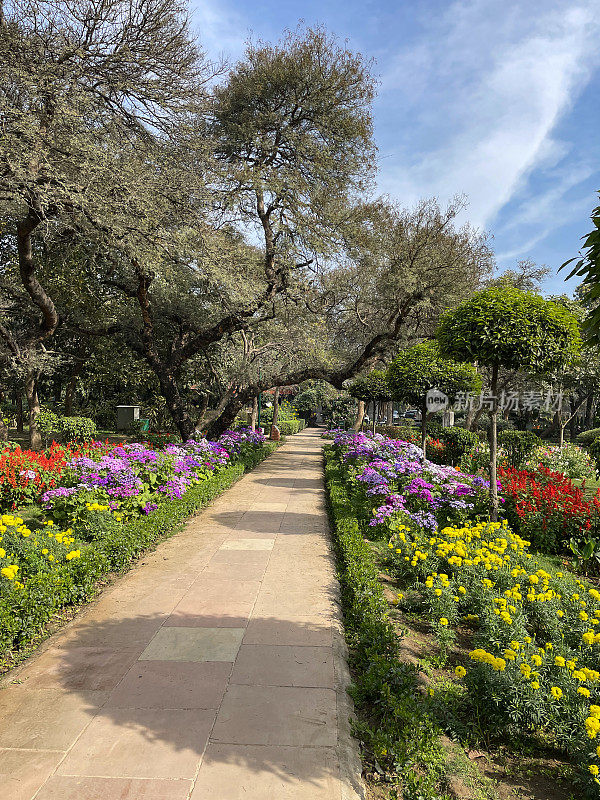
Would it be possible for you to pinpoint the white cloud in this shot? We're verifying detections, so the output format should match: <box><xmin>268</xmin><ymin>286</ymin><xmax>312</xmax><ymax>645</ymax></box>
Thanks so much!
<box><xmin>377</xmin><ymin>0</ymin><xmax>600</xmax><ymax>231</ymax></box>
<box><xmin>190</xmin><ymin>0</ymin><xmax>249</xmax><ymax>63</ymax></box>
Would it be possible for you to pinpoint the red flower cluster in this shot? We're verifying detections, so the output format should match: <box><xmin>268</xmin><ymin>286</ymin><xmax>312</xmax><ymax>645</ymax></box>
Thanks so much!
<box><xmin>499</xmin><ymin>464</ymin><xmax>600</xmax><ymax>553</ymax></box>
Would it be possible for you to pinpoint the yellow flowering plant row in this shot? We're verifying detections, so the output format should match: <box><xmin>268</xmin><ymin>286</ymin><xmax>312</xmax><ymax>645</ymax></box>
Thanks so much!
<box><xmin>387</xmin><ymin>518</ymin><xmax>600</xmax><ymax>796</ymax></box>
<box><xmin>0</xmin><ymin>514</ymin><xmax>82</xmax><ymax>588</ymax></box>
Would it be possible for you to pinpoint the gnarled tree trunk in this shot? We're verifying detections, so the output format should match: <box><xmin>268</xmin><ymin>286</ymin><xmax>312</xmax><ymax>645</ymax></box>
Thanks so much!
<box><xmin>353</xmin><ymin>399</ymin><xmax>365</xmax><ymax>431</ymax></box>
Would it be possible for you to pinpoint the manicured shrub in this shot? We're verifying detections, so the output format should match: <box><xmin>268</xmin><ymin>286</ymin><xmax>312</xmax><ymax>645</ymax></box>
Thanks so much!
<box><xmin>374</xmin><ymin>424</ymin><xmax>419</xmax><ymax>440</ymax></box>
<box><xmin>37</xmin><ymin>410</ymin><xmax>97</xmax><ymax>444</ymax></box>
<box><xmin>589</xmin><ymin>436</ymin><xmax>600</xmax><ymax>476</ymax></box>
<box><xmin>577</xmin><ymin>428</ymin><xmax>600</xmax><ymax>446</ymax></box>
<box><xmin>498</xmin><ymin>429</ymin><xmax>541</xmax><ymax>468</ymax></box>
<box><xmin>58</xmin><ymin>415</ymin><xmax>97</xmax><ymax>442</ymax></box>
<box><xmin>278</xmin><ymin>419</ymin><xmax>305</xmax><ymax>435</ymax></box>
<box><xmin>439</xmin><ymin>427</ymin><xmax>480</xmax><ymax>466</ymax></box>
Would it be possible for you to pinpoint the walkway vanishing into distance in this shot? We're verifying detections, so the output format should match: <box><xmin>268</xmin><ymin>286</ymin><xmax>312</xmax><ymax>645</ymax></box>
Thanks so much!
<box><xmin>0</xmin><ymin>429</ymin><xmax>364</xmax><ymax>800</ymax></box>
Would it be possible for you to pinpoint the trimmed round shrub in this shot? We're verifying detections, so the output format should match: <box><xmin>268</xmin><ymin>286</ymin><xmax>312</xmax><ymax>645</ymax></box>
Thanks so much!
<box><xmin>439</xmin><ymin>427</ymin><xmax>480</xmax><ymax>466</ymax></box>
<box><xmin>576</xmin><ymin>427</ymin><xmax>600</xmax><ymax>446</ymax></box>
<box><xmin>498</xmin><ymin>429</ymin><xmax>542</xmax><ymax>468</ymax></box>
<box><xmin>59</xmin><ymin>416</ymin><xmax>97</xmax><ymax>442</ymax></box>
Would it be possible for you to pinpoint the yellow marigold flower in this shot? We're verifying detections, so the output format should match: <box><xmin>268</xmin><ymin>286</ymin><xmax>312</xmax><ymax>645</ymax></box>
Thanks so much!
<box><xmin>0</xmin><ymin>548</ymin><xmax>5</xmax><ymax>558</ymax></box>
<box><xmin>439</xmin><ymin>618</ymin><xmax>449</xmax><ymax>627</ymax></box>
<box><xmin>455</xmin><ymin>666</ymin><xmax>466</xmax><ymax>678</ymax></box>
<box><xmin>555</xmin><ymin>656</ymin><xmax>566</xmax><ymax>667</ymax></box>
<box><xmin>530</xmin><ymin>681</ymin><xmax>540</xmax><ymax>690</ymax></box>
<box><xmin>590</xmin><ymin>765</ymin><xmax>599</xmax><ymax>777</ymax></box>
<box><xmin>590</xmin><ymin>706</ymin><xmax>600</xmax><ymax>719</ymax></box>
<box><xmin>579</xmin><ymin>687</ymin><xmax>591</xmax><ymax>698</ymax></box>
<box><xmin>65</xmin><ymin>550</ymin><xmax>81</xmax><ymax>561</ymax></box>
<box><xmin>550</xmin><ymin>686</ymin><xmax>563</xmax><ymax>700</ymax></box>
<box><xmin>583</xmin><ymin>632</ymin><xmax>595</xmax><ymax>646</ymax></box>
<box><xmin>434</xmin><ymin>588</ymin><xmax>442</xmax><ymax>596</ymax></box>
<box><xmin>531</xmin><ymin>655</ymin><xmax>542</xmax><ymax>667</ymax></box>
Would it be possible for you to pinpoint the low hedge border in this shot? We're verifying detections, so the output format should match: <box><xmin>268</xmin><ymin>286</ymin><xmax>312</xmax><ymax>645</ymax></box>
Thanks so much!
<box><xmin>276</xmin><ymin>419</ymin><xmax>306</xmax><ymax>435</ymax></box>
<box><xmin>324</xmin><ymin>446</ymin><xmax>444</xmax><ymax>798</ymax></box>
<box><xmin>0</xmin><ymin>441</ymin><xmax>278</xmax><ymax>667</ymax></box>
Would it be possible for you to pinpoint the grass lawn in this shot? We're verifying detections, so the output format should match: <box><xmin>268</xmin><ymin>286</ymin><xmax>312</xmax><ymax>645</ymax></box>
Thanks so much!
<box><xmin>573</xmin><ymin>476</ymin><xmax>600</xmax><ymax>498</ymax></box>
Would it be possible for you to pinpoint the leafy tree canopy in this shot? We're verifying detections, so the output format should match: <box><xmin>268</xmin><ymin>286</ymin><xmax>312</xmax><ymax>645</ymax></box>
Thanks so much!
<box><xmin>436</xmin><ymin>288</ymin><xmax>581</xmax><ymax>373</ymax></box>
<box><xmin>387</xmin><ymin>342</ymin><xmax>481</xmax><ymax>405</ymax></box>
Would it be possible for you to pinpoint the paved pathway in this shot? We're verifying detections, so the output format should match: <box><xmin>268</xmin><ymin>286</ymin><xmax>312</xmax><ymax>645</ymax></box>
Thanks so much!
<box><xmin>0</xmin><ymin>429</ymin><xmax>363</xmax><ymax>800</ymax></box>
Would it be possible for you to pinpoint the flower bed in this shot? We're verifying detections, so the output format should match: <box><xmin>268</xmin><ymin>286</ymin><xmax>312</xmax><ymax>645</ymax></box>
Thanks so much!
<box><xmin>0</xmin><ymin>429</ymin><xmax>272</xmax><ymax>662</ymax></box>
<box><xmin>499</xmin><ymin>464</ymin><xmax>600</xmax><ymax>556</ymax></box>
<box><xmin>329</xmin><ymin>430</ymin><xmax>491</xmax><ymax>536</ymax></box>
<box><xmin>0</xmin><ymin>441</ymin><xmax>114</xmax><ymax>511</ymax></box>
<box><xmin>327</xmin><ymin>429</ymin><xmax>600</xmax><ymax>796</ymax></box>
<box><xmin>527</xmin><ymin>443</ymin><xmax>596</xmax><ymax>480</ymax></box>
<box><xmin>324</xmin><ymin>448</ymin><xmax>443</xmax><ymax>796</ymax></box>
<box><xmin>387</xmin><ymin>520</ymin><xmax>600</xmax><ymax>796</ymax></box>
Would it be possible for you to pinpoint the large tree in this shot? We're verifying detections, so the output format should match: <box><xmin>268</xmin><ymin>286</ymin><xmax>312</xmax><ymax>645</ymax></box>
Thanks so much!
<box><xmin>198</xmin><ymin>196</ymin><xmax>494</xmax><ymax>437</ymax></box>
<box><xmin>0</xmin><ymin>0</ymin><xmax>207</xmax><ymax>446</ymax></box>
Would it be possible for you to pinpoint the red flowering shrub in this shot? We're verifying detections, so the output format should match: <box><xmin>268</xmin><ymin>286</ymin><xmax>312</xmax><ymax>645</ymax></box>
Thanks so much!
<box><xmin>499</xmin><ymin>464</ymin><xmax>600</xmax><ymax>554</ymax></box>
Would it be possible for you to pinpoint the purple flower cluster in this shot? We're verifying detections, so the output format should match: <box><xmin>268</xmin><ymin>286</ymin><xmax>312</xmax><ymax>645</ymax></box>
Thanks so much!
<box><xmin>218</xmin><ymin>428</ymin><xmax>266</xmax><ymax>457</ymax></box>
<box><xmin>330</xmin><ymin>430</ymin><xmax>494</xmax><ymax>533</ymax></box>
<box><xmin>42</xmin><ymin>433</ymin><xmax>265</xmax><ymax>522</ymax></box>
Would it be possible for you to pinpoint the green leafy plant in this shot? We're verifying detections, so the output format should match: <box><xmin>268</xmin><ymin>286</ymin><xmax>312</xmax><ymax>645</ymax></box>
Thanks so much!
<box><xmin>588</xmin><ymin>436</ymin><xmax>600</xmax><ymax>476</ymax></box>
<box><xmin>576</xmin><ymin>428</ymin><xmax>600</xmax><ymax>446</ymax></box>
<box><xmin>499</xmin><ymin>429</ymin><xmax>542</xmax><ymax>469</ymax></box>
<box><xmin>439</xmin><ymin>428</ymin><xmax>480</xmax><ymax>467</ymax></box>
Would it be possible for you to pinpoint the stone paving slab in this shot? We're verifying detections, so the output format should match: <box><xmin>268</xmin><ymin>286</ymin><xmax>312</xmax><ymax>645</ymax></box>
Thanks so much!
<box><xmin>0</xmin><ymin>429</ymin><xmax>364</xmax><ymax>800</ymax></box>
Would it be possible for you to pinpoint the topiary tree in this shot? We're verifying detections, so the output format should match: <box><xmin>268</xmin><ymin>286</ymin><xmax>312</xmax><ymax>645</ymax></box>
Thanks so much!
<box><xmin>437</xmin><ymin>288</ymin><xmax>581</xmax><ymax>519</ymax></box>
<box><xmin>386</xmin><ymin>342</ymin><xmax>481</xmax><ymax>457</ymax></box>
<box><xmin>348</xmin><ymin>369</ymin><xmax>392</xmax><ymax>432</ymax></box>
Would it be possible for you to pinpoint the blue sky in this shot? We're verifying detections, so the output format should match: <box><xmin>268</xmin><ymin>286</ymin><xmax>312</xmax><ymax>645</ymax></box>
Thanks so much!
<box><xmin>190</xmin><ymin>0</ymin><xmax>600</xmax><ymax>295</ymax></box>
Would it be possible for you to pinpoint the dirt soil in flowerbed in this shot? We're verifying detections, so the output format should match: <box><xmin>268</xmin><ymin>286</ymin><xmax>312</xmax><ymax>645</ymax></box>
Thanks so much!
<box><xmin>375</xmin><ymin>565</ymin><xmax>578</xmax><ymax>800</ymax></box>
